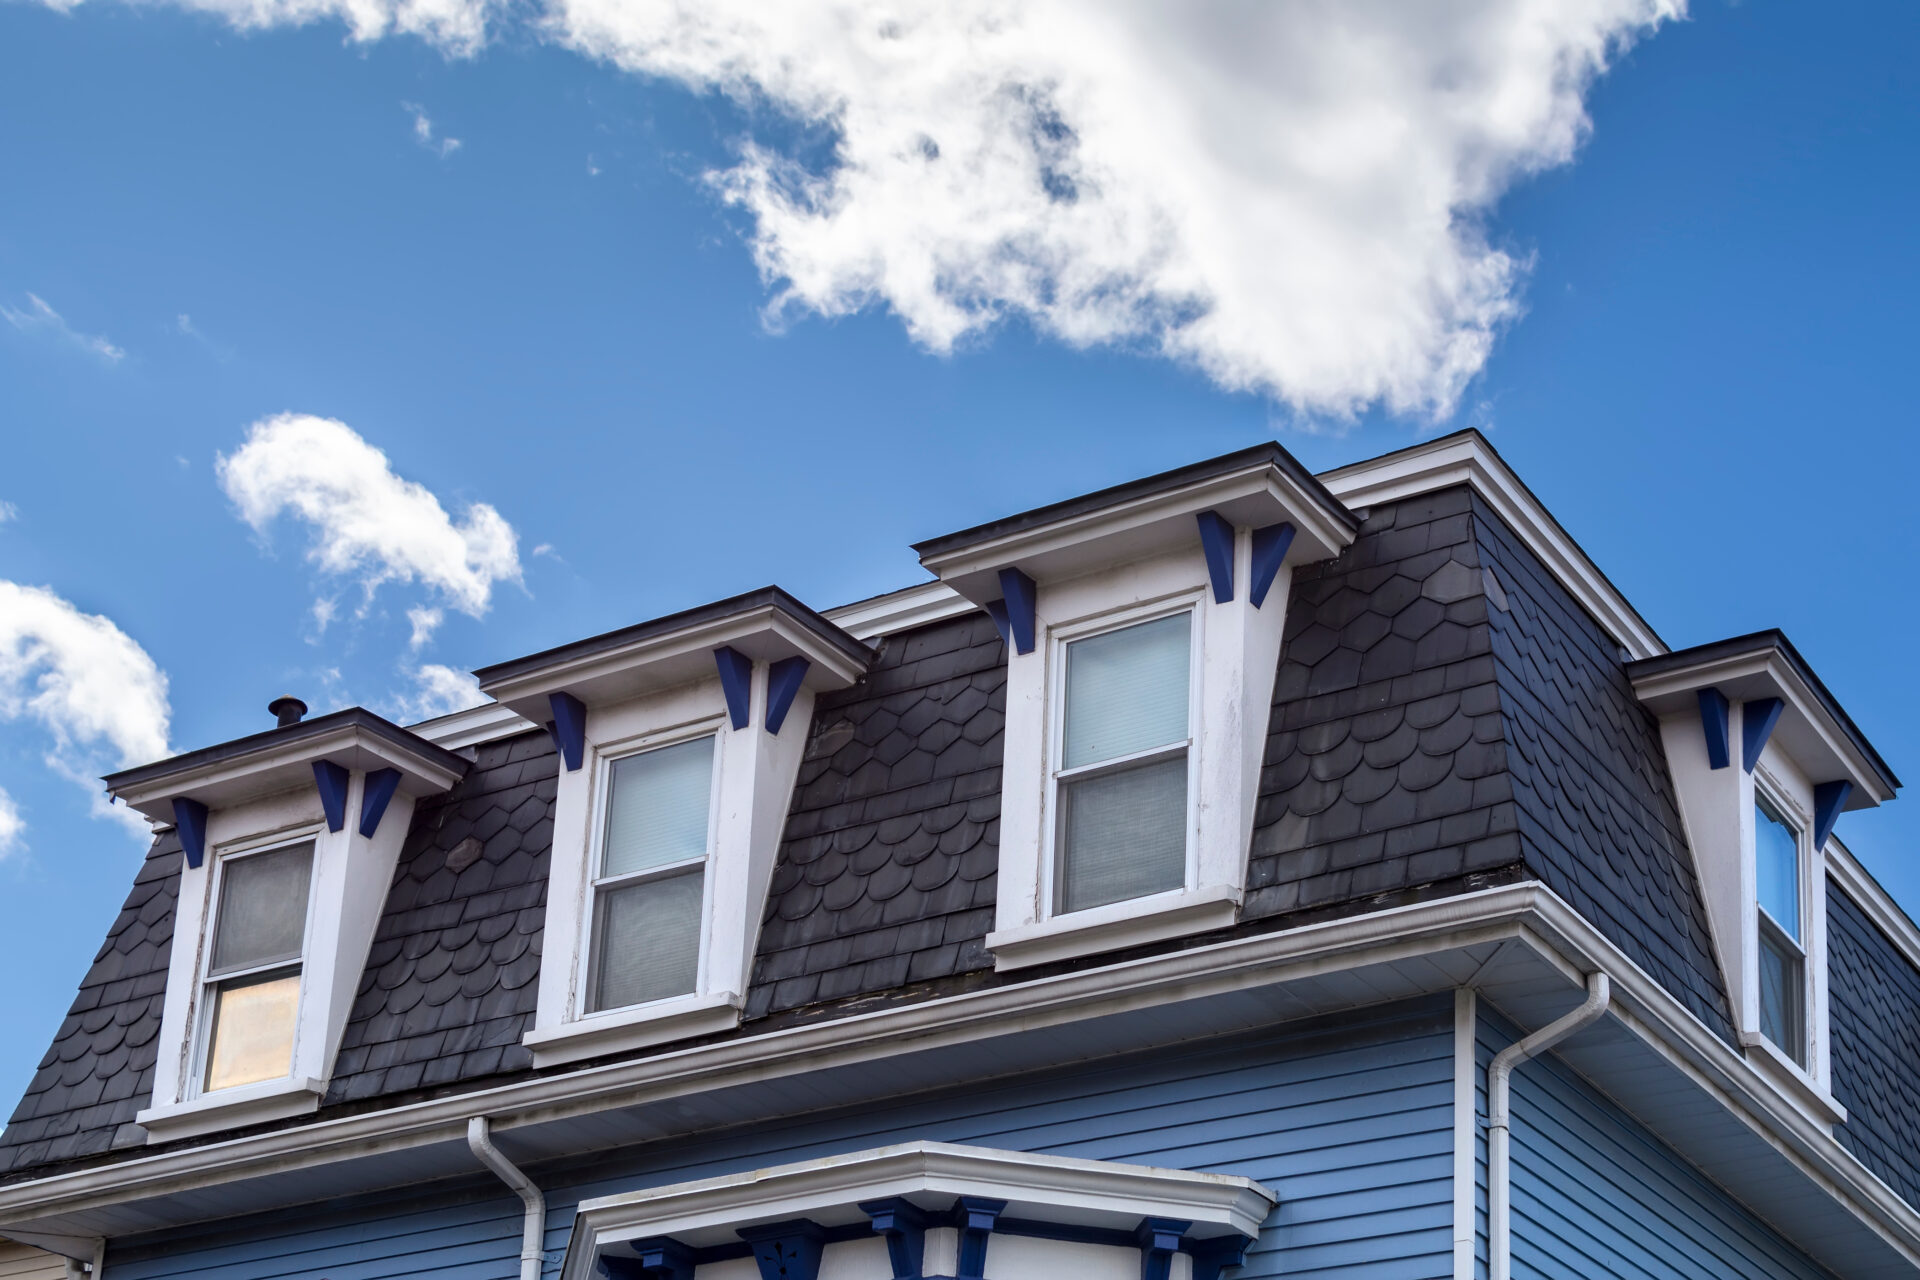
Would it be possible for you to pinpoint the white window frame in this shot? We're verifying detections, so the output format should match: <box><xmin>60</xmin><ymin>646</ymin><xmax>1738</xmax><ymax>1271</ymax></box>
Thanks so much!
<box><xmin>1750</xmin><ymin>766</ymin><xmax>1818</xmax><ymax>1078</ymax></box>
<box><xmin>1041</xmin><ymin>597</ymin><xmax>1204</xmax><ymax>921</ymax></box>
<box><xmin>189</xmin><ymin>826</ymin><xmax>324</xmax><ymax>1101</ymax></box>
<box><xmin>578</xmin><ymin>724</ymin><xmax>724</xmax><ymax>1020</ymax></box>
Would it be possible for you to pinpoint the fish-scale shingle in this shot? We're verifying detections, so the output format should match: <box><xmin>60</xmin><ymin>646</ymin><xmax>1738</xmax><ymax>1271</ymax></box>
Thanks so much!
<box><xmin>1829</xmin><ymin>884</ymin><xmax>1920</xmax><ymax>1208</ymax></box>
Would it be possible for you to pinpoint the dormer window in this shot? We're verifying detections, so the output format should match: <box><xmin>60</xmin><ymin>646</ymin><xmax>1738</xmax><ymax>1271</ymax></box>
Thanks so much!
<box><xmin>475</xmin><ymin>587</ymin><xmax>870</xmax><ymax>1067</ymax></box>
<box><xmin>914</xmin><ymin>444</ymin><xmax>1357</xmax><ymax>970</ymax></box>
<box><xmin>1754</xmin><ymin>793</ymin><xmax>1806</xmax><ymax>1065</ymax></box>
<box><xmin>588</xmin><ymin>735</ymin><xmax>717</xmax><ymax>1013</ymax></box>
<box><xmin>1054</xmin><ymin>609</ymin><xmax>1195</xmax><ymax>914</ymax></box>
<box><xmin>201</xmin><ymin>837</ymin><xmax>315</xmax><ymax>1092</ymax></box>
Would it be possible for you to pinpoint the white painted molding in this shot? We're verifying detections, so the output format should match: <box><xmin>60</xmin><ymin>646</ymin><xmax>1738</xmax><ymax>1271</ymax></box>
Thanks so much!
<box><xmin>1827</xmin><ymin>839</ymin><xmax>1920</xmax><ymax>975</ymax></box>
<box><xmin>409</xmin><ymin>701</ymin><xmax>538</xmax><ymax>750</ymax></box>
<box><xmin>1318</xmin><ymin>430</ymin><xmax>1665</xmax><ymax>660</ymax></box>
<box><xmin>563</xmin><ymin>1141</ymin><xmax>1276</xmax><ymax>1280</ymax></box>
<box><xmin>986</xmin><ymin>883</ymin><xmax>1241</xmax><ymax>971</ymax></box>
<box><xmin>523</xmin><ymin>993</ymin><xmax>742</xmax><ymax>1068</ymax></box>
<box><xmin>823</xmin><ymin>581</ymin><xmax>977</xmax><ymax>641</ymax></box>
<box><xmin>134</xmin><ymin>1077</ymin><xmax>323</xmax><ymax>1143</ymax></box>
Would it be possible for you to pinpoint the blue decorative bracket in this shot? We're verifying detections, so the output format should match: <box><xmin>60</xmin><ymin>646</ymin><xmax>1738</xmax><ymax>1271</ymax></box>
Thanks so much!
<box><xmin>984</xmin><ymin>598</ymin><xmax>1011</xmax><ymax>647</ymax></box>
<box><xmin>1136</xmin><ymin>1218</ymin><xmax>1191</xmax><ymax>1280</ymax></box>
<box><xmin>997</xmin><ymin>569</ymin><xmax>1037</xmax><ymax>656</ymax></box>
<box><xmin>548</xmin><ymin>691</ymin><xmax>588</xmax><ymax>772</ymax></box>
<box><xmin>861</xmin><ymin>1198</ymin><xmax>929</xmax><ymax>1280</ymax></box>
<box><xmin>1741</xmin><ymin>698</ymin><xmax>1784</xmax><ymax>774</ymax></box>
<box><xmin>602</xmin><ymin>1237</ymin><xmax>696</xmax><ymax>1280</ymax></box>
<box><xmin>955</xmin><ymin>1197</ymin><xmax>1003</xmax><ymax>1280</ymax></box>
<box><xmin>171</xmin><ymin>797</ymin><xmax>209</xmax><ymax>870</ymax></box>
<box><xmin>1188</xmin><ymin>1235</ymin><xmax>1253</xmax><ymax>1280</ymax></box>
<box><xmin>359</xmin><ymin>768</ymin><xmax>401</xmax><ymax>838</ymax></box>
<box><xmin>312</xmin><ymin>760</ymin><xmax>350</xmax><ymax>833</ymax></box>
<box><xmin>1196</xmin><ymin>511</ymin><xmax>1235</xmax><ymax>604</ymax></box>
<box><xmin>766</xmin><ymin>656</ymin><xmax>811</xmax><ymax>735</ymax></box>
<box><xmin>1249</xmin><ymin>522</ymin><xmax>1295</xmax><ymax>610</ymax></box>
<box><xmin>1814</xmin><ymin>779</ymin><xmax>1853</xmax><ymax>852</ymax></box>
<box><xmin>739</xmin><ymin>1220</ymin><xmax>827</xmax><ymax>1280</ymax></box>
<box><xmin>715</xmin><ymin>646</ymin><xmax>754</xmax><ymax>730</ymax></box>
<box><xmin>1697</xmin><ymin>687</ymin><xmax>1731</xmax><ymax>770</ymax></box>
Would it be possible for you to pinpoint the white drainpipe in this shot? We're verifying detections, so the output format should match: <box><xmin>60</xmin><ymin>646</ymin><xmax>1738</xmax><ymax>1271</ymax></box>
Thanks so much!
<box><xmin>1487</xmin><ymin>972</ymin><xmax>1611</xmax><ymax>1280</ymax></box>
<box><xmin>468</xmin><ymin>1116</ymin><xmax>546</xmax><ymax>1280</ymax></box>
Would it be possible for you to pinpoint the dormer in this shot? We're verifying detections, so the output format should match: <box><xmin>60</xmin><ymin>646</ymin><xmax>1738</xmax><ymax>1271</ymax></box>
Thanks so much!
<box><xmin>105</xmin><ymin>702</ymin><xmax>468</xmax><ymax>1141</ymax></box>
<box><xmin>1628</xmin><ymin>632</ymin><xmax>1900</xmax><ymax>1118</ymax></box>
<box><xmin>914</xmin><ymin>445</ymin><xmax>1358</xmax><ymax>970</ymax></box>
<box><xmin>474</xmin><ymin>587</ymin><xmax>871</xmax><ymax>1066</ymax></box>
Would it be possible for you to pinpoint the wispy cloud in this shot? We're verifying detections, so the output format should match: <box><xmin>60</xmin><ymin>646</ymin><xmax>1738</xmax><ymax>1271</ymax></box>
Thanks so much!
<box><xmin>0</xmin><ymin>501</ymin><xmax>17</xmax><ymax>525</ymax></box>
<box><xmin>406</xmin><ymin>604</ymin><xmax>444</xmax><ymax>650</ymax></box>
<box><xmin>395</xmin><ymin>663</ymin><xmax>487</xmax><ymax>721</ymax></box>
<box><xmin>0</xmin><ymin>788</ymin><xmax>23</xmax><ymax>861</ymax></box>
<box><xmin>0</xmin><ymin>580</ymin><xmax>173</xmax><ymax>847</ymax></box>
<box><xmin>403</xmin><ymin>101</ymin><xmax>461</xmax><ymax>157</ymax></box>
<box><xmin>217</xmin><ymin>413</ymin><xmax>522</xmax><ymax>635</ymax></box>
<box><xmin>174</xmin><ymin>312</ymin><xmax>234</xmax><ymax>361</ymax></box>
<box><xmin>2</xmin><ymin>293</ymin><xmax>124</xmax><ymax>364</ymax></box>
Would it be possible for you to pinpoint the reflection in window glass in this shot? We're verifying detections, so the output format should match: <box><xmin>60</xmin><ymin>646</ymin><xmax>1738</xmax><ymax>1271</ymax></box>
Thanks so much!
<box><xmin>1755</xmin><ymin>797</ymin><xmax>1800</xmax><ymax>940</ymax></box>
<box><xmin>202</xmin><ymin>841</ymin><xmax>313</xmax><ymax>1093</ymax></box>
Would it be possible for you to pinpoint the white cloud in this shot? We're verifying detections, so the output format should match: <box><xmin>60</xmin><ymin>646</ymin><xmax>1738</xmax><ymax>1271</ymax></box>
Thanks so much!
<box><xmin>0</xmin><ymin>788</ymin><xmax>22</xmax><ymax>860</ymax></box>
<box><xmin>0</xmin><ymin>581</ymin><xmax>172</xmax><ymax>843</ymax></box>
<box><xmin>2</xmin><ymin>292</ymin><xmax>124</xmax><ymax>364</ymax></box>
<box><xmin>396</xmin><ymin>663</ymin><xmax>487</xmax><ymax>721</ymax></box>
<box><xmin>217</xmin><ymin>413</ymin><xmax>522</xmax><ymax>624</ymax></box>
<box><xmin>407</xmin><ymin>604</ymin><xmax>444</xmax><ymax>649</ymax></box>
<box><xmin>404</xmin><ymin>101</ymin><xmax>462</xmax><ymax>156</ymax></box>
<box><xmin>0</xmin><ymin>500</ymin><xmax>17</xmax><ymax>524</ymax></box>
<box><xmin>28</xmin><ymin>2</ymin><xmax>1682</xmax><ymax>418</ymax></box>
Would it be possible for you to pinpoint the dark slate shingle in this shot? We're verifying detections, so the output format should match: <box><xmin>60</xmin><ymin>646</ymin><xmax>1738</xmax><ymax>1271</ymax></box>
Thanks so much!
<box><xmin>0</xmin><ymin>834</ymin><xmax>180</xmax><ymax>1175</ymax></box>
<box><xmin>1829</xmin><ymin>883</ymin><xmax>1920</xmax><ymax>1208</ymax></box>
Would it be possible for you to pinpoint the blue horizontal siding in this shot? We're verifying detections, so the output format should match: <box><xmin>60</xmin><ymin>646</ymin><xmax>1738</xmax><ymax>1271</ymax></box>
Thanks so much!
<box><xmin>1481</xmin><ymin>1015</ymin><xmax>1834</xmax><ymax>1280</ymax></box>
<box><xmin>111</xmin><ymin>999</ymin><xmax>1456</xmax><ymax>1280</ymax></box>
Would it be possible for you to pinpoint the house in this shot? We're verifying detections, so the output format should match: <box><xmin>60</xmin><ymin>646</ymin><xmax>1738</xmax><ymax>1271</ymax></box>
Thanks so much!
<box><xmin>0</xmin><ymin>429</ymin><xmax>1915</xmax><ymax>1279</ymax></box>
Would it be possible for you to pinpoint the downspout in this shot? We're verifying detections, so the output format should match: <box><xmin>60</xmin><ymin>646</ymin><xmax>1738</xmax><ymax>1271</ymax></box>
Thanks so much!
<box><xmin>468</xmin><ymin>1116</ymin><xmax>546</xmax><ymax>1280</ymax></box>
<box><xmin>1487</xmin><ymin>972</ymin><xmax>1610</xmax><ymax>1280</ymax></box>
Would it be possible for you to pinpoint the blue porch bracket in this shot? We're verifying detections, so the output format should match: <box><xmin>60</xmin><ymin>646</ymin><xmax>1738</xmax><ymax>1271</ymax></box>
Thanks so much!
<box><xmin>997</xmin><ymin>569</ymin><xmax>1038</xmax><ymax>656</ymax></box>
<box><xmin>715</xmin><ymin>646</ymin><xmax>754</xmax><ymax>730</ymax></box>
<box><xmin>739</xmin><ymin>1219</ymin><xmax>828</xmax><ymax>1280</ymax></box>
<box><xmin>1248</xmin><ymin>522</ymin><xmax>1295</xmax><ymax>609</ymax></box>
<box><xmin>860</xmin><ymin>1197</ymin><xmax>930</xmax><ymax>1280</ymax></box>
<box><xmin>602</xmin><ymin>1237</ymin><xmax>696</xmax><ymax>1280</ymax></box>
<box><xmin>1196</xmin><ymin>510</ymin><xmax>1235</xmax><ymax>604</ymax></box>
<box><xmin>358</xmin><ymin>768</ymin><xmax>402</xmax><ymax>838</ymax></box>
<box><xmin>547</xmin><ymin>691</ymin><xmax>588</xmax><ymax>772</ymax></box>
<box><xmin>1135</xmin><ymin>1218</ymin><xmax>1191</xmax><ymax>1280</ymax></box>
<box><xmin>1814</xmin><ymin>779</ymin><xmax>1854</xmax><ymax>852</ymax></box>
<box><xmin>1740</xmin><ymin>697</ymin><xmax>1784</xmax><ymax>774</ymax></box>
<box><xmin>312</xmin><ymin>760</ymin><xmax>350</xmax><ymax>833</ymax></box>
<box><xmin>984</xmin><ymin>598</ymin><xmax>1011</xmax><ymax>647</ymax></box>
<box><xmin>1187</xmin><ymin>1235</ymin><xmax>1253</xmax><ymax>1280</ymax></box>
<box><xmin>766</xmin><ymin>656</ymin><xmax>811</xmax><ymax>735</ymax></box>
<box><xmin>171</xmin><ymin>797</ymin><xmax>210</xmax><ymax>870</ymax></box>
<box><xmin>955</xmin><ymin>1197</ymin><xmax>1004</xmax><ymax>1280</ymax></box>
<box><xmin>1697</xmin><ymin>687</ymin><xmax>1732</xmax><ymax>770</ymax></box>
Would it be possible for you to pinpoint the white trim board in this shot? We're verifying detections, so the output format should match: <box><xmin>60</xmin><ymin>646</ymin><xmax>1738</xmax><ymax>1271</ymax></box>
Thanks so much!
<box><xmin>1828</xmin><ymin>838</ymin><xmax>1920</xmax><ymax>976</ymax></box>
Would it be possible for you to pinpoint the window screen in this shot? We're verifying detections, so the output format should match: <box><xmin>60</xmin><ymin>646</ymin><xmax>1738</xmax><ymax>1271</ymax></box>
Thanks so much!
<box><xmin>202</xmin><ymin>840</ymin><xmax>313</xmax><ymax>1093</ymax></box>
<box><xmin>209</xmin><ymin>841</ymin><xmax>313</xmax><ymax>975</ymax></box>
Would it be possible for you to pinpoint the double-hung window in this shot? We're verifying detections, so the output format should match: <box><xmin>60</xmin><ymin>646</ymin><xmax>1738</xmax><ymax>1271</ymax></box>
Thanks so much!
<box><xmin>1754</xmin><ymin>794</ymin><xmax>1806</xmax><ymax>1065</ymax></box>
<box><xmin>1052</xmin><ymin>610</ymin><xmax>1194</xmax><ymax>915</ymax></box>
<box><xmin>587</xmin><ymin>735</ymin><xmax>716</xmax><ymax>1014</ymax></box>
<box><xmin>199</xmin><ymin>838</ymin><xmax>314</xmax><ymax>1094</ymax></box>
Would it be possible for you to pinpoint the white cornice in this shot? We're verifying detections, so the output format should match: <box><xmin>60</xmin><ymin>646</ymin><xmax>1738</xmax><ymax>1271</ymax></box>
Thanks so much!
<box><xmin>822</xmin><ymin>581</ymin><xmax>977</xmax><ymax>641</ymax></box>
<box><xmin>1828</xmin><ymin>839</ymin><xmax>1920</xmax><ymax>975</ymax></box>
<box><xmin>409</xmin><ymin>701</ymin><xmax>537</xmax><ymax>751</ymax></box>
<box><xmin>1318</xmin><ymin>431</ymin><xmax>1665</xmax><ymax>660</ymax></box>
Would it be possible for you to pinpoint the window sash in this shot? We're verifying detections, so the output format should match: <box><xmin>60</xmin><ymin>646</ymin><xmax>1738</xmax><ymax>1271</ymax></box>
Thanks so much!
<box><xmin>1757</xmin><ymin>915</ymin><xmax>1806</xmax><ymax>1066</ymax></box>
<box><xmin>203</xmin><ymin>965</ymin><xmax>302</xmax><ymax>1093</ymax></box>
<box><xmin>588</xmin><ymin>866</ymin><xmax>705</xmax><ymax>1013</ymax></box>
<box><xmin>206</xmin><ymin>840</ymin><xmax>314</xmax><ymax>979</ymax></box>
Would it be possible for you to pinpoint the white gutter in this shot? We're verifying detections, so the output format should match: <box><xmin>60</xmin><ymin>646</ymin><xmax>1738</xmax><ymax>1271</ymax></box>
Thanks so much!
<box><xmin>1487</xmin><ymin>972</ymin><xmax>1610</xmax><ymax>1280</ymax></box>
<box><xmin>468</xmin><ymin>1117</ymin><xmax>545</xmax><ymax>1280</ymax></box>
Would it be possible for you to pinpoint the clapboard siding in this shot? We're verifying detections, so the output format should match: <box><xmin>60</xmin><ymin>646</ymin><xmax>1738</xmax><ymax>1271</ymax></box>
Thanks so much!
<box><xmin>1484</xmin><ymin>1016</ymin><xmax>1833</xmax><ymax>1280</ymax></box>
<box><xmin>0</xmin><ymin>1241</ymin><xmax>66</xmax><ymax>1280</ymax></box>
<box><xmin>111</xmin><ymin>1000</ymin><xmax>1456</xmax><ymax>1280</ymax></box>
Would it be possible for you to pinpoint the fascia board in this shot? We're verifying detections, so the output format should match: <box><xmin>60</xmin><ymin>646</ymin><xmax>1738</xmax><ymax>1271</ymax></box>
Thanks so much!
<box><xmin>568</xmin><ymin>1141</ymin><xmax>1273</xmax><ymax>1272</ymax></box>
<box><xmin>108</xmin><ymin>723</ymin><xmax>467</xmax><ymax>822</ymax></box>
<box><xmin>478</xmin><ymin>602</ymin><xmax>871</xmax><ymax>720</ymax></box>
<box><xmin>917</xmin><ymin>464</ymin><xmax>1355</xmax><ymax>603</ymax></box>
<box><xmin>408</xmin><ymin>701</ymin><xmax>538</xmax><ymax>751</ymax></box>
<box><xmin>1630</xmin><ymin>648</ymin><xmax>1896</xmax><ymax>807</ymax></box>
<box><xmin>822</xmin><ymin>581</ymin><xmax>977</xmax><ymax>642</ymax></box>
<box><xmin>1319</xmin><ymin>430</ymin><xmax>1666</xmax><ymax>661</ymax></box>
<box><xmin>6</xmin><ymin>883</ymin><xmax>1920</xmax><ymax>1274</ymax></box>
<box><xmin>1828</xmin><ymin>840</ymin><xmax>1920</xmax><ymax>974</ymax></box>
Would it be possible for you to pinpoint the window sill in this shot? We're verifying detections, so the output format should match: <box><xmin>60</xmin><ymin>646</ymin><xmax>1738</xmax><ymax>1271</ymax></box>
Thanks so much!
<box><xmin>986</xmin><ymin>884</ymin><xmax>1241</xmax><ymax>972</ymax></box>
<box><xmin>523</xmin><ymin>991</ymin><xmax>741</xmax><ymax>1068</ymax></box>
<box><xmin>136</xmin><ymin>1075</ymin><xmax>325</xmax><ymax>1143</ymax></box>
<box><xmin>1739</xmin><ymin>1031</ymin><xmax>1848</xmax><ymax>1128</ymax></box>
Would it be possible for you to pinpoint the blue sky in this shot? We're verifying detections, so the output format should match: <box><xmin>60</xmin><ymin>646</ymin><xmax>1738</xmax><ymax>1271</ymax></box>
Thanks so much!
<box><xmin>1</xmin><ymin>0</ymin><xmax>1917</xmax><ymax>1117</ymax></box>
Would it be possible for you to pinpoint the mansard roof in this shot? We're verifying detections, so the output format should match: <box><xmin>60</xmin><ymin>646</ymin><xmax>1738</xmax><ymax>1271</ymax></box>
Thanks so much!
<box><xmin>1</xmin><ymin>432</ymin><xmax>1909</xmax><ymax>1209</ymax></box>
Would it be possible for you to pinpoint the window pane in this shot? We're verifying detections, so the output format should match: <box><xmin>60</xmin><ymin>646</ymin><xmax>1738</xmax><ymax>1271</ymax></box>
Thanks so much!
<box><xmin>1758</xmin><ymin>923</ymin><xmax>1805</xmax><ymax>1065</ymax></box>
<box><xmin>1755</xmin><ymin>796</ymin><xmax>1800</xmax><ymax>941</ymax></box>
<box><xmin>1063</xmin><ymin>613</ymin><xmax>1191</xmax><ymax>769</ymax></box>
<box><xmin>591</xmin><ymin>868</ymin><xmax>703</xmax><ymax>1011</ymax></box>
<box><xmin>1058</xmin><ymin>754</ymin><xmax>1187</xmax><ymax>913</ymax></box>
<box><xmin>602</xmin><ymin>737</ymin><xmax>716</xmax><ymax>878</ymax></box>
<box><xmin>204</xmin><ymin>970</ymin><xmax>300</xmax><ymax>1091</ymax></box>
<box><xmin>209</xmin><ymin>842</ymin><xmax>313</xmax><ymax>975</ymax></box>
